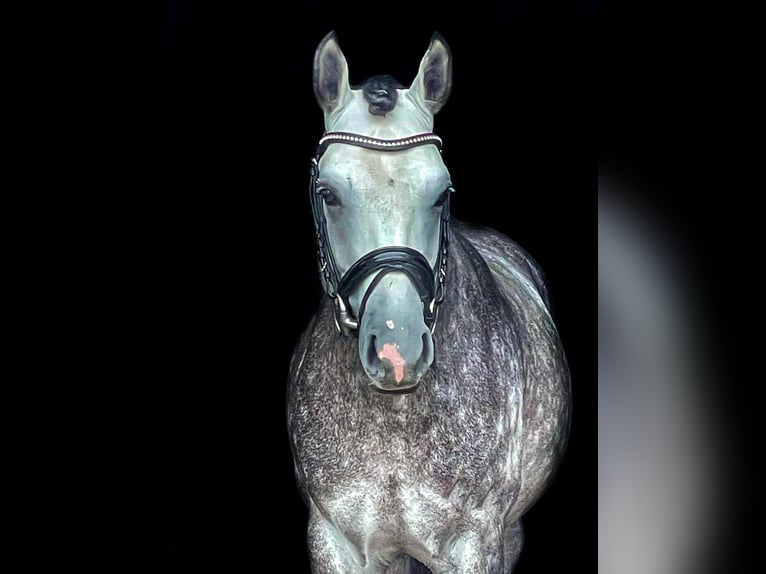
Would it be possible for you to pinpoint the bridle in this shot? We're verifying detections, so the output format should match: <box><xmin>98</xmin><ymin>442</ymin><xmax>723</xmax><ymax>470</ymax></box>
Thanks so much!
<box><xmin>309</xmin><ymin>131</ymin><xmax>453</xmax><ymax>336</ymax></box>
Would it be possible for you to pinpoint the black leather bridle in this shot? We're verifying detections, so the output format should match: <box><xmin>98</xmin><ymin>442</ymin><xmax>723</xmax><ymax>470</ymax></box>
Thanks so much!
<box><xmin>309</xmin><ymin>131</ymin><xmax>453</xmax><ymax>336</ymax></box>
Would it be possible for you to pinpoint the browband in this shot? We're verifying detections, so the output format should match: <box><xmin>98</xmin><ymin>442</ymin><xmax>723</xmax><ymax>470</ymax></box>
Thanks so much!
<box><xmin>317</xmin><ymin>132</ymin><xmax>443</xmax><ymax>156</ymax></box>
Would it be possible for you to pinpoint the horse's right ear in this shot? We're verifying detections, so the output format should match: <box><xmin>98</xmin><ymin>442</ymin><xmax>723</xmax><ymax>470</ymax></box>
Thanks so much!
<box><xmin>313</xmin><ymin>31</ymin><xmax>351</xmax><ymax>115</ymax></box>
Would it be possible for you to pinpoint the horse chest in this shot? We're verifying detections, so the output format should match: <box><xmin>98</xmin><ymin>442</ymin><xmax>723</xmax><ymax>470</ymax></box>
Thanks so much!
<box><xmin>293</xmin><ymin>382</ymin><xmax>518</xmax><ymax>518</ymax></box>
<box><xmin>301</xmin><ymin>408</ymin><xmax>517</xmax><ymax>563</ymax></box>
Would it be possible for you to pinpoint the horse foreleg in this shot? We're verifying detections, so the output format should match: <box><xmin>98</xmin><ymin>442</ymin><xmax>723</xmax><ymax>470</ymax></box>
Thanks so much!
<box><xmin>501</xmin><ymin>520</ymin><xmax>524</xmax><ymax>573</ymax></box>
<box><xmin>429</xmin><ymin>520</ymin><xmax>524</xmax><ymax>574</ymax></box>
<box><xmin>308</xmin><ymin>510</ymin><xmax>383</xmax><ymax>574</ymax></box>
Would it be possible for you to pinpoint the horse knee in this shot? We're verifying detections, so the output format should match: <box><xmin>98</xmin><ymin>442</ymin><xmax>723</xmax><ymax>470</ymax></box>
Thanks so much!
<box><xmin>308</xmin><ymin>511</ymin><xmax>372</xmax><ymax>573</ymax></box>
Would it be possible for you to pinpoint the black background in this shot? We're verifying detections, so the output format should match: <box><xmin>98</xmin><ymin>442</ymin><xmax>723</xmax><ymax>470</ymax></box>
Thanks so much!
<box><xmin>167</xmin><ymin>0</ymin><xmax>595</xmax><ymax>571</ymax></box>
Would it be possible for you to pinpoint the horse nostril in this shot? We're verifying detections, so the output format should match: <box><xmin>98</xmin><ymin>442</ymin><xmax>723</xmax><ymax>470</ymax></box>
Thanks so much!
<box><xmin>416</xmin><ymin>331</ymin><xmax>435</xmax><ymax>374</ymax></box>
<box><xmin>421</xmin><ymin>332</ymin><xmax>433</xmax><ymax>362</ymax></box>
<box><xmin>365</xmin><ymin>335</ymin><xmax>383</xmax><ymax>379</ymax></box>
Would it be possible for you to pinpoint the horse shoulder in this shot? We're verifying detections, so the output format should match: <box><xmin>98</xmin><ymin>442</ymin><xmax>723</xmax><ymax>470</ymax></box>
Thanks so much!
<box><xmin>455</xmin><ymin>221</ymin><xmax>571</xmax><ymax>518</ymax></box>
<box><xmin>287</xmin><ymin>314</ymin><xmax>318</xmax><ymax>507</ymax></box>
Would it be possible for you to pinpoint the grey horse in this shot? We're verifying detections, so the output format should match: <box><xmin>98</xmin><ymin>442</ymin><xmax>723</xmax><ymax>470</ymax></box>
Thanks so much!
<box><xmin>288</xmin><ymin>32</ymin><xmax>571</xmax><ymax>573</ymax></box>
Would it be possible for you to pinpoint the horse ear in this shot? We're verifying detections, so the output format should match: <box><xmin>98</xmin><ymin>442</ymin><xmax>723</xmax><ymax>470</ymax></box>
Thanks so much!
<box><xmin>411</xmin><ymin>33</ymin><xmax>452</xmax><ymax>114</ymax></box>
<box><xmin>313</xmin><ymin>31</ymin><xmax>351</xmax><ymax>115</ymax></box>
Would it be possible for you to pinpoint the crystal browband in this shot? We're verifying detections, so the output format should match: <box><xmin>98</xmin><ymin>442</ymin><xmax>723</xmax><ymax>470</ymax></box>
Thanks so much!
<box><xmin>317</xmin><ymin>132</ymin><xmax>443</xmax><ymax>155</ymax></box>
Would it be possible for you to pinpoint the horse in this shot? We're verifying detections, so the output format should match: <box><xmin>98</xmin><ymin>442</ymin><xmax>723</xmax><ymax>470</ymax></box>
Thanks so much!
<box><xmin>287</xmin><ymin>32</ymin><xmax>571</xmax><ymax>573</ymax></box>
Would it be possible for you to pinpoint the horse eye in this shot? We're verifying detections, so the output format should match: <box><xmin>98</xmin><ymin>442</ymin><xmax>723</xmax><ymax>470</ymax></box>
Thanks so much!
<box><xmin>433</xmin><ymin>188</ymin><xmax>451</xmax><ymax>208</ymax></box>
<box><xmin>319</xmin><ymin>187</ymin><xmax>341</xmax><ymax>207</ymax></box>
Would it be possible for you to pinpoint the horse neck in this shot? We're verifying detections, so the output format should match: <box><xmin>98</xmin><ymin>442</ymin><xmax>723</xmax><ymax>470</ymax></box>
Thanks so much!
<box><xmin>437</xmin><ymin>223</ymin><xmax>507</xmax><ymax>332</ymax></box>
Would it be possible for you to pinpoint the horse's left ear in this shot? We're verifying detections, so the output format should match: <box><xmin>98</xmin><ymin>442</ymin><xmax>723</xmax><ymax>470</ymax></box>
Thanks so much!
<box><xmin>411</xmin><ymin>33</ymin><xmax>452</xmax><ymax>114</ymax></box>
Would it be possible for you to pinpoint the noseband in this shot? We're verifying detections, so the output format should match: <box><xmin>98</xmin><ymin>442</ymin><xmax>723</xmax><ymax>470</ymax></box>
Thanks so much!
<box><xmin>309</xmin><ymin>131</ymin><xmax>453</xmax><ymax>336</ymax></box>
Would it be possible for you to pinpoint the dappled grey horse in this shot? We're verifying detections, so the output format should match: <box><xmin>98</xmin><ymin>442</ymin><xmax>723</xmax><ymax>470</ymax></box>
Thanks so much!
<box><xmin>288</xmin><ymin>32</ymin><xmax>571</xmax><ymax>573</ymax></box>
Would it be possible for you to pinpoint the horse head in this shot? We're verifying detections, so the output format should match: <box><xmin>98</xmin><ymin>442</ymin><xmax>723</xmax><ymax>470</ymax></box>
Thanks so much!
<box><xmin>311</xmin><ymin>32</ymin><xmax>453</xmax><ymax>392</ymax></box>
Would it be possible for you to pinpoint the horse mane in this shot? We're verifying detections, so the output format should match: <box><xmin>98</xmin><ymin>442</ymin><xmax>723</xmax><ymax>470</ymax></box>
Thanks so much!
<box><xmin>358</xmin><ymin>74</ymin><xmax>403</xmax><ymax>116</ymax></box>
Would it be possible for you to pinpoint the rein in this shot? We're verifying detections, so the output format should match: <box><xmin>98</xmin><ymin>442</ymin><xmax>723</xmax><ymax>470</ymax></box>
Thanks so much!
<box><xmin>309</xmin><ymin>131</ymin><xmax>452</xmax><ymax>336</ymax></box>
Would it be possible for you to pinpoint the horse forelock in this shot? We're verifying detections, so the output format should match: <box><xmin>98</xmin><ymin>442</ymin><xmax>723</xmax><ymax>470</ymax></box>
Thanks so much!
<box><xmin>359</xmin><ymin>75</ymin><xmax>403</xmax><ymax>116</ymax></box>
<box><xmin>326</xmin><ymin>82</ymin><xmax>433</xmax><ymax>138</ymax></box>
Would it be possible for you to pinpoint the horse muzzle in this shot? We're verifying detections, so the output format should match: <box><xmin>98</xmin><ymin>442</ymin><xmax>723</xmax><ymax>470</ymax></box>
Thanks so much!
<box><xmin>358</xmin><ymin>315</ymin><xmax>435</xmax><ymax>393</ymax></box>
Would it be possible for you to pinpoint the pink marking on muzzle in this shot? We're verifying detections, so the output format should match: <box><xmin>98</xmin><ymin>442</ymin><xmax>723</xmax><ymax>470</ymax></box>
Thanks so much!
<box><xmin>378</xmin><ymin>342</ymin><xmax>406</xmax><ymax>384</ymax></box>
